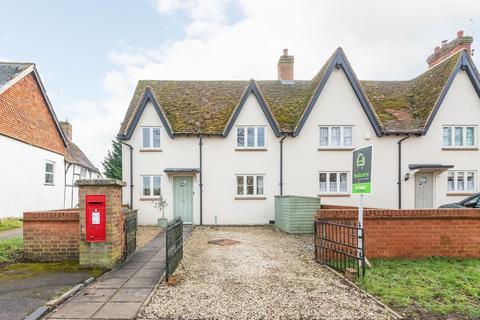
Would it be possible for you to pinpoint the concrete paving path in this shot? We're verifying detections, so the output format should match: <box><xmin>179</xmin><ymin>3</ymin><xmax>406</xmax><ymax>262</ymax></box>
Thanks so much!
<box><xmin>0</xmin><ymin>228</ymin><xmax>23</xmax><ymax>240</ymax></box>
<box><xmin>47</xmin><ymin>225</ymin><xmax>192</xmax><ymax>320</ymax></box>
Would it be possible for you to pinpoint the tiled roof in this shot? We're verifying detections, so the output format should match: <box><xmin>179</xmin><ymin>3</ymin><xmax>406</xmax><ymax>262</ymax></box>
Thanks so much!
<box><xmin>65</xmin><ymin>140</ymin><xmax>99</xmax><ymax>172</ymax></box>
<box><xmin>120</xmin><ymin>49</ymin><xmax>468</xmax><ymax>137</ymax></box>
<box><xmin>0</xmin><ymin>62</ymin><xmax>33</xmax><ymax>89</ymax></box>
<box><xmin>361</xmin><ymin>52</ymin><xmax>461</xmax><ymax>133</ymax></box>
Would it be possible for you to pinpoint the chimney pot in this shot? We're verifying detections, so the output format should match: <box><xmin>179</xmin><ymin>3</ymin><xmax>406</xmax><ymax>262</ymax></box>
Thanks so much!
<box><xmin>434</xmin><ymin>46</ymin><xmax>440</xmax><ymax>53</ymax></box>
<box><xmin>427</xmin><ymin>31</ymin><xmax>473</xmax><ymax>69</ymax></box>
<box><xmin>277</xmin><ymin>48</ymin><xmax>294</xmax><ymax>82</ymax></box>
<box><xmin>457</xmin><ymin>30</ymin><xmax>464</xmax><ymax>38</ymax></box>
<box><xmin>283</xmin><ymin>48</ymin><xmax>288</xmax><ymax>56</ymax></box>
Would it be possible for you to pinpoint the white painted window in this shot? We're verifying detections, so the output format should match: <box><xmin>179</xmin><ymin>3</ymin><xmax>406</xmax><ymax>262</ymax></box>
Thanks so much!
<box><xmin>80</xmin><ymin>167</ymin><xmax>87</xmax><ymax>178</ymax></box>
<box><xmin>142</xmin><ymin>127</ymin><xmax>161</xmax><ymax>148</ymax></box>
<box><xmin>443</xmin><ymin>126</ymin><xmax>476</xmax><ymax>148</ymax></box>
<box><xmin>319</xmin><ymin>126</ymin><xmax>353</xmax><ymax>148</ymax></box>
<box><xmin>45</xmin><ymin>161</ymin><xmax>55</xmax><ymax>185</ymax></box>
<box><xmin>319</xmin><ymin>172</ymin><xmax>348</xmax><ymax>194</ymax></box>
<box><xmin>236</xmin><ymin>126</ymin><xmax>266</xmax><ymax>148</ymax></box>
<box><xmin>447</xmin><ymin>171</ymin><xmax>476</xmax><ymax>192</ymax></box>
<box><xmin>141</xmin><ymin>175</ymin><xmax>161</xmax><ymax>197</ymax></box>
<box><xmin>236</xmin><ymin>175</ymin><xmax>265</xmax><ymax>196</ymax></box>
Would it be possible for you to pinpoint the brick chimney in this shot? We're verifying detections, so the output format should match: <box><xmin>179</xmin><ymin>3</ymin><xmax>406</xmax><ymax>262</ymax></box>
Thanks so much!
<box><xmin>278</xmin><ymin>48</ymin><xmax>294</xmax><ymax>82</ymax></box>
<box><xmin>59</xmin><ymin>121</ymin><xmax>72</xmax><ymax>141</ymax></box>
<box><xmin>427</xmin><ymin>30</ymin><xmax>473</xmax><ymax>69</ymax></box>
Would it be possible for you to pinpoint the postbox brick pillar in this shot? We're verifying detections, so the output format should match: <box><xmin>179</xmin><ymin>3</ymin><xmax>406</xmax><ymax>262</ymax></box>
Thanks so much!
<box><xmin>76</xmin><ymin>179</ymin><xmax>127</xmax><ymax>269</ymax></box>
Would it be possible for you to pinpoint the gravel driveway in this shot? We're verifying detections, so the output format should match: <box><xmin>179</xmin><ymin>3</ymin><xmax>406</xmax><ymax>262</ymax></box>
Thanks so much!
<box><xmin>140</xmin><ymin>226</ymin><xmax>393</xmax><ymax>320</ymax></box>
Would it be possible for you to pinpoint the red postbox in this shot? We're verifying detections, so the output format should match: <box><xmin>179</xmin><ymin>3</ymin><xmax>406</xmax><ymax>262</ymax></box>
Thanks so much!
<box><xmin>85</xmin><ymin>195</ymin><xmax>106</xmax><ymax>242</ymax></box>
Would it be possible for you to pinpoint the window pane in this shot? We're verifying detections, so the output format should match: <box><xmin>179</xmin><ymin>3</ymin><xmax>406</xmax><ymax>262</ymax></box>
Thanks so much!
<box><xmin>246</xmin><ymin>176</ymin><xmax>254</xmax><ymax>194</ymax></box>
<box><xmin>339</xmin><ymin>173</ymin><xmax>348</xmax><ymax>192</ymax></box>
<box><xmin>319</xmin><ymin>127</ymin><xmax>329</xmax><ymax>146</ymax></box>
<box><xmin>153</xmin><ymin>176</ymin><xmax>161</xmax><ymax>196</ymax></box>
<box><xmin>447</xmin><ymin>172</ymin><xmax>455</xmax><ymax>192</ymax></box>
<box><xmin>152</xmin><ymin>128</ymin><xmax>161</xmax><ymax>148</ymax></box>
<box><xmin>343</xmin><ymin>127</ymin><xmax>353</xmax><ymax>146</ymax></box>
<box><xmin>45</xmin><ymin>173</ymin><xmax>53</xmax><ymax>184</ymax></box>
<box><xmin>257</xmin><ymin>127</ymin><xmax>265</xmax><ymax>147</ymax></box>
<box><xmin>237</xmin><ymin>176</ymin><xmax>244</xmax><ymax>195</ymax></box>
<box><xmin>45</xmin><ymin>162</ymin><xmax>54</xmax><ymax>173</ymax></box>
<box><xmin>143</xmin><ymin>176</ymin><xmax>151</xmax><ymax>196</ymax></box>
<box><xmin>256</xmin><ymin>176</ymin><xmax>264</xmax><ymax>195</ymax></box>
<box><xmin>466</xmin><ymin>127</ymin><xmax>475</xmax><ymax>146</ymax></box>
<box><xmin>329</xmin><ymin>173</ymin><xmax>337</xmax><ymax>192</ymax></box>
<box><xmin>247</xmin><ymin>127</ymin><xmax>255</xmax><ymax>147</ymax></box>
<box><xmin>331</xmin><ymin>127</ymin><xmax>341</xmax><ymax>146</ymax></box>
<box><xmin>237</xmin><ymin>127</ymin><xmax>244</xmax><ymax>147</ymax></box>
<box><xmin>457</xmin><ymin>172</ymin><xmax>464</xmax><ymax>191</ymax></box>
<box><xmin>319</xmin><ymin>173</ymin><xmax>327</xmax><ymax>192</ymax></box>
<box><xmin>467</xmin><ymin>172</ymin><xmax>475</xmax><ymax>191</ymax></box>
<box><xmin>142</xmin><ymin>128</ymin><xmax>150</xmax><ymax>148</ymax></box>
<box><xmin>454</xmin><ymin>127</ymin><xmax>463</xmax><ymax>146</ymax></box>
<box><xmin>443</xmin><ymin>127</ymin><xmax>452</xmax><ymax>146</ymax></box>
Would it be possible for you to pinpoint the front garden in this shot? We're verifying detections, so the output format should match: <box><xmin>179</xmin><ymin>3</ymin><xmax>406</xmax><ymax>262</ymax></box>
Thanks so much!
<box><xmin>360</xmin><ymin>258</ymin><xmax>480</xmax><ymax>319</ymax></box>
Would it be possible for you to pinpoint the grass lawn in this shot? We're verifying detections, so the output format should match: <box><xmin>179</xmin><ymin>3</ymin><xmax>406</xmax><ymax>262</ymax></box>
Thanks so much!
<box><xmin>0</xmin><ymin>218</ymin><xmax>22</xmax><ymax>231</ymax></box>
<box><xmin>359</xmin><ymin>258</ymin><xmax>480</xmax><ymax>319</ymax></box>
<box><xmin>0</xmin><ymin>237</ymin><xmax>23</xmax><ymax>264</ymax></box>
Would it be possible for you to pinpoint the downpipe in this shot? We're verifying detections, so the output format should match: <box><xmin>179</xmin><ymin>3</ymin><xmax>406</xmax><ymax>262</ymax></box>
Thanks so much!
<box><xmin>397</xmin><ymin>135</ymin><xmax>410</xmax><ymax>209</ymax></box>
<box><xmin>120</xmin><ymin>140</ymin><xmax>134</xmax><ymax>209</ymax></box>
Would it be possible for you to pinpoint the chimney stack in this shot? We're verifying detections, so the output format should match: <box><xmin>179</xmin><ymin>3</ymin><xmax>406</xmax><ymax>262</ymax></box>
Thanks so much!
<box><xmin>59</xmin><ymin>121</ymin><xmax>72</xmax><ymax>141</ymax></box>
<box><xmin>426</xmin><ymin>30</ymin><xmax>473</xmax><ymax>69</ymax></box>
<box><xmin>277</xmin><ymin>48</ymin><xmax>294</xmax><ymax>83</ymax></box>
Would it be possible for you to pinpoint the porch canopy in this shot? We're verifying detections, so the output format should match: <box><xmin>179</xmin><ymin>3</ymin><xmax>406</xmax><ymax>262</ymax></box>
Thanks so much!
<box><xmin>163</xmin><ymin>168</ymin><xmax>199</xmax><ymax>174</ymax></box>
<box><xmin>408</xmin><ymin>164</ymin><xmax>454</xmax><ymax>173</ymax></box>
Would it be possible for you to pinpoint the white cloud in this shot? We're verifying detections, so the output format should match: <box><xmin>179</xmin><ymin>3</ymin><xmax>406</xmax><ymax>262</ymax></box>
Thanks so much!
<box><xmin>64</xmin><ymin>0</ymin><xmax>480</xmax><ymax>170</ymax></box>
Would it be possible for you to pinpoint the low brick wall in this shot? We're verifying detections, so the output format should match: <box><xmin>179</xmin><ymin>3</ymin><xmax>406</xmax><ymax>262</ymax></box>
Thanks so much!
<box><xmin>316</xmin><ymin>206</ymin><xmax>480</xmax><ymax>258</ymax></box>
<box><xmin>23</xmin><ymin>209</ymin><xmax>80</xmax><ymax>262</ymax></box>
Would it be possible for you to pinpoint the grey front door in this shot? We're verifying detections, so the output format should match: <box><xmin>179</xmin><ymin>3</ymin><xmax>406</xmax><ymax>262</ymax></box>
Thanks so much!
<box><xmin>415</xmin><ymin>172</ymin><xmax>434</xmax><ymax>208</ymax></box>
<box><xmin>173</xmin><ymin>176</ymin><xmax>193</xmax><ymax>223</ymax></box>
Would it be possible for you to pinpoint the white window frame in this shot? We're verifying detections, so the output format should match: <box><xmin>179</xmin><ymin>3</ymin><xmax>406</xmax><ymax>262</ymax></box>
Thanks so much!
<box><xmin>442</xmin><ymin>125</ymin><xmax>477</xmax><ymax>148</ymax></box>
<box><xmin>319</xmin><ymin>171</ymin><xmax>349</xmax><ymax>194</ymax></box>
<box><xmin>141</xmin><ymin>126</ymin><xmax>161</xmax><ymax>149</ymax></box>
<box><xmin>44</xmin><ymin>160</ymin><xmax>55</xmax><ymax>185</ymax></box>
<box><xmin>447</xmin><ymin>170</ymin><xmax>476</xmax><ymax>193</ymax></box>
<box><xmin>318</xmin><ymin>126</ymin><xmax>354</xmax><ymax>149</ymax></box>
<box><xmin>236</xmin><ymin>126</ymin><xmax>267</xmax><ymax>149</ymax></box>
<box><xmin>141</xmin><ymin>175</ymin><xmax>162</xmax><ymax>198</ymax></box>
<box><xmin>80</xmin><ymin>167</ymin><xmax>87</xmax><ymax>178</ymax></box>
<box><xmin>235</xmin><ymin>174</ymin><xmax>265</xmax><ymax>197</ymax></box>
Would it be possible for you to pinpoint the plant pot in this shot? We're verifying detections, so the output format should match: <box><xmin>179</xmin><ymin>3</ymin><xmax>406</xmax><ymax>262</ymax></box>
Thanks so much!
<box><xmin>158</xmin><ymin>218</ymin><xmax>168</xmax><ymax>228</ymax></box>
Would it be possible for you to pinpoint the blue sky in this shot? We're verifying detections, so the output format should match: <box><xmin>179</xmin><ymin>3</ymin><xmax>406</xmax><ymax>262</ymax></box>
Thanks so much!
<box><xmin>1</xmin><ymin>0</ymin><xmax>479</xmax><ymax>169</ymax></box>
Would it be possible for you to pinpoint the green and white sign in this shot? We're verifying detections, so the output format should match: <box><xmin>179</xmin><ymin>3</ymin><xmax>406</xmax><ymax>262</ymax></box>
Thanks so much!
<box><xmin>352</xmin><ymin>145</ymin><xmax>372</xmax><ymax>194</ymax></box>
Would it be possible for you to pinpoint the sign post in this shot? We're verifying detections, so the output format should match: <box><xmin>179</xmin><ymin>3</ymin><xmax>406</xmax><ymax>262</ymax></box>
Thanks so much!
<box><xmin>352</xmin><ymin>145</ymin><xmax>372</xmax><ymax>263</ymax></box>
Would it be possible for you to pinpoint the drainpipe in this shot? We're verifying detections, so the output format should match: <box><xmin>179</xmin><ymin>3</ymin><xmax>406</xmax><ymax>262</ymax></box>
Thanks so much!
<box><xmin>199</xmin><ymin>135</ymin><xmax>203</xmax><ymax>225</ymax></box>
<box><xmin>279</xmin><ymin>135</ymin><xmax>288</xmax><ymax>196</ymax></box>
<box><xmin>71</xmin><ymin>164</ymin><xmax>76</xmax><ymax>208</ymax></box>
<box><xmin>120</xmin><ymin>141</ymin><xmax>134</xmax><ymax>209</ymax></box>
<box><xmin>397</xmin><ymin>136</ymin><xmax>410</xmax><ymax>209</ymax></box>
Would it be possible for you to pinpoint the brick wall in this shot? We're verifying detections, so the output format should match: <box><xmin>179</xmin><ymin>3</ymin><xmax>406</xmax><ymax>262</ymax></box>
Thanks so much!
<box><xmin>316</xmin><ymin>206</ymin><xmax>480</xmax><ymax>258</ymax></box>
<box><xmin>23</xmin><ymin>209</ymin><xmax>79</xmax><ymax>262</ymax></box>
<box><xmin>0</xmin><ymin>72</ymin><xmax>65</xmax><ymax>155</ymax></box>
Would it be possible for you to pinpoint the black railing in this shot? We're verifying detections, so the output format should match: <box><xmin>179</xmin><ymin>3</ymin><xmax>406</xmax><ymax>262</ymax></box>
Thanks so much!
<box><xmin>166</xmin><ymin>217</ymin><xmax>183</xmax><ymax>281</ymax></box>
<box><xmin>123</xmin><ymin>209</ymin><xmax>138</xmax><ymax>261</ymax></box>
<box><xmin>314</xmin><ymin>218</ymin><xmax>365</xmax><ymax>277</ymax></box>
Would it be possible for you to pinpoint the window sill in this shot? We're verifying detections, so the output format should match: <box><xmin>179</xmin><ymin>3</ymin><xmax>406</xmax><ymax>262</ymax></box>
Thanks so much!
<box><xmin>234</xmin><ymin>196</ymin><xmax>267</xmax><ymax>200</ymax></box>
<box><xmin>140</xmin><ymin>148</ymin><xmax>162</xmax><ymax>152</ymax></box>
<box><xmin>235</xmin><ymin>148</ymin><xmax>267</xmax><ymax>152</ymax></box>
<box><xmin>139</xmin><ymin>197</ymin><xmax>160</xmax><ymax>201</ymax></box>
<box><xmin>446</xmin><ymin>192</ymin><xmax>476</xmax><ymax>196</ymax></box>
<box><xmin>442</xmin><ymin>147</ymin><xmax>478</xmax><ymax>151</ymax></box>
<box><xmin>318</xmin><ymin>147</ymin><xmax>355</xmax><ymax>151</ymax></box>
<box><xmin>318</xmin><ymin>193</ymin><xmax>350</xmax><ymax>197</ymax></box>
<box><xmin>44</xmin><ymin>183</ymin><xmax>55</xmax><ymax>186</ymax></box>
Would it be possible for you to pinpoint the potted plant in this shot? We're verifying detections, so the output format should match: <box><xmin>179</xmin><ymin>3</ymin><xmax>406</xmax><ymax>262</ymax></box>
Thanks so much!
<box><xmin>155</xmin><ymin>193</ymin><xmax>168</xmax><ymax>228</ymax></box>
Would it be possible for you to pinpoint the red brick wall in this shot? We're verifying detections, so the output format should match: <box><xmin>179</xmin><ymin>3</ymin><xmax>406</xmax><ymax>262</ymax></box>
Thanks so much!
<box><xmin>316</xmin><ymin>207</ymin><xmax>480</xmax><ymax>258</ymax></box>
<box><xmin>23</xmin><ymin>209</ymin><xmax>80</xmax><ymax>262</ymax></box>
<box><xmin>0</xmin><ymin>73</ymin><xmax>65</xmax><ymax>155</ymax></box>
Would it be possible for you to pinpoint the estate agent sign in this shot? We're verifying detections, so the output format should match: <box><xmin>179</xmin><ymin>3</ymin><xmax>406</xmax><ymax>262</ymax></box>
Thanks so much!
<box><xmin>352</xmin><ymin>145</ymin><xmax>372</xmax><ymax>194</ymax></box>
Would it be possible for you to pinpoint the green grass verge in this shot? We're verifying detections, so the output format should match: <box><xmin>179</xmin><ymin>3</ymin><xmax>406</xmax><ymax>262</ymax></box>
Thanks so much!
<box><xmin>0</xmin><ymin>218</ymin><xmax>22</xmax><ymax>232</ymax></box>
<box><xmin>359</xmin><ymin>258</ymin><xmax>480</xmax><ymax>319</ymax></box>
<box><xmin>0</xmin><ymin>261</ymin><xmax>104</xmax><ymax>280</ymax></box>
<box><xmin>0</xmin><ymin>237</ymin><xmax>23</xmax><ymax>264</ymax></box>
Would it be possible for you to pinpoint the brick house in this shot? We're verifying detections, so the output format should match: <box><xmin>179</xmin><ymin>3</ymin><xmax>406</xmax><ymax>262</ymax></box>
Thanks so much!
<box><xmin>0</xmin><ymin>62</ymin><xmax>98</xmax><ymax>217</ymax></box>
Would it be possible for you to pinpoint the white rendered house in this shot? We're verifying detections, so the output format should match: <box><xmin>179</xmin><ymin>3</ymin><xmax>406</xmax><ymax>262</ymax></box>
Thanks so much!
<box><xmin>119</xmin><ymin>31</ymin><xmax>480</xmax><ymax>225</ymax></box>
